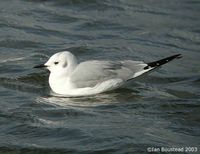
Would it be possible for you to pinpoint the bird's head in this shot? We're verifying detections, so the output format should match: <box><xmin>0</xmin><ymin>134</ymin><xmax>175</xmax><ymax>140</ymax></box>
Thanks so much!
<box><xmin>34</xmin><ymin>51</ymin><xmax>77</xmax><ymax>74</ymax></box>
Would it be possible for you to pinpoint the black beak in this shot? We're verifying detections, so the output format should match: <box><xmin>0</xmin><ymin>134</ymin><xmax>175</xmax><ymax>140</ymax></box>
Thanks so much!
<box><xmin>33</xmin><ymin>64</ymin><xmax>47</xmax><ymax>68</ymax></box>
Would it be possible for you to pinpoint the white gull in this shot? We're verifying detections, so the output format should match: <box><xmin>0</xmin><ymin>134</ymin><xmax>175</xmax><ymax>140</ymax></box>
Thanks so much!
<box><xmin>34</xmin><ymin>51</ymin><xmax>181</xmax><ymax>97</ymax></box>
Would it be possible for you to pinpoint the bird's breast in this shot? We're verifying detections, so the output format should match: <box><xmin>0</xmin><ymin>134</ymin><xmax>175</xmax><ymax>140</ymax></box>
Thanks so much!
<box><xmin>49</xmin><ymin>74</ymin><xmax>75</xmax><ymax>94</ymax></box>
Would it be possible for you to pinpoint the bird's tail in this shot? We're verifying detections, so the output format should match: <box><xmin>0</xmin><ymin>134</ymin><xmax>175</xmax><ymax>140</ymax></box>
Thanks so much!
<box><xmin>126</xmin><ymin>54</ymin><xmax>182</xmax><ymax>81</ymax></box>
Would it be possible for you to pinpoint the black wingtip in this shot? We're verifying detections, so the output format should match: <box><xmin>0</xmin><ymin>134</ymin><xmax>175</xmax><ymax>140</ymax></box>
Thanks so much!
<box><xmin>144</xmin><ymin>54</ymin><xmax>182</xmax><ymax>70</ymax></box>
<box><xmin>175</xmin><ymin>54</ymin><xmax>182</xmax><ymax>59</ymax></box>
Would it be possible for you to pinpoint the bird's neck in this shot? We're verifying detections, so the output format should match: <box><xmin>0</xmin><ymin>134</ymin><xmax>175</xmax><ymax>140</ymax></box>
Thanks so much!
<box><xmin>49</xmin><ymin>62</ymin><xmax>78</xmax><ymax>94</ymax></box>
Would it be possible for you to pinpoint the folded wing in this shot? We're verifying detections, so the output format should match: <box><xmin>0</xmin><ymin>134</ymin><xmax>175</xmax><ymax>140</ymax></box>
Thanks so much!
<box><xmin>70</xmin><ymin>60</ymin><xmax>147</xmax><ymax>88</ymax></box>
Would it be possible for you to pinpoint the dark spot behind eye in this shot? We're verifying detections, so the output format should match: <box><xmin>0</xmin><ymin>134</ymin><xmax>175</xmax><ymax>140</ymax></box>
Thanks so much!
<box><xmin>54</xmin><ymin>62</ymin><xmax>59</xmax><ymax>65</ymax></box>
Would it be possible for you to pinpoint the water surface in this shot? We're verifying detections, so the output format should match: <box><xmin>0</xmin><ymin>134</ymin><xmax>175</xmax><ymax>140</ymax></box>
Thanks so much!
<box><xmin>0</xmin><ymin>0</ymin><xmax>200</xmax><ymax>153</ymax></box>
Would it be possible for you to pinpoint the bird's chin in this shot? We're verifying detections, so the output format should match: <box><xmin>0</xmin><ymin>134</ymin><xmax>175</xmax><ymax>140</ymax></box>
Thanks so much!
<box><xmin>46</xmin><ymin>68</ymin><xmax>51</xmax><ymax>72</ymax></box>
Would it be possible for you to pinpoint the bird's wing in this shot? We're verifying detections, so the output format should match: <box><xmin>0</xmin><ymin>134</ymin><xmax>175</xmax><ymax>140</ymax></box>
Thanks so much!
<box><xmin>70</xmin><ymin>54</ymin><xmax>182</xmax><ymax>88</ymax></box>
<box><xmin>70</xmin><ymin>60</ymin><xmax>147</xmax><ymax>88</ymax></box>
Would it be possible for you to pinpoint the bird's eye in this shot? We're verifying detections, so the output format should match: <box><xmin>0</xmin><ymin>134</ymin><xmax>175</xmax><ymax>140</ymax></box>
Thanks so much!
<box><xmin>54</xmin><ymin>62</ymin><xmax>59</xmax><ymax>65</ymax></box>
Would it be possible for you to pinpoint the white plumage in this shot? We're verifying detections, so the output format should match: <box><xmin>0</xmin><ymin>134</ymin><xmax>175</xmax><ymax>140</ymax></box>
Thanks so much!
<box><xmin>34</xmin><ymin>51</ymin><xmax>181</xmax><ymax>97</ymax></box>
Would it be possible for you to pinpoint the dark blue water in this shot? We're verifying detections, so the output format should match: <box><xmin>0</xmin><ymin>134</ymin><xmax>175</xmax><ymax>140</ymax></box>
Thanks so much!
<box><xmin>0</xmin><ymin>0</ymin><xmax>200</xmax><ymax>153</ymax></box>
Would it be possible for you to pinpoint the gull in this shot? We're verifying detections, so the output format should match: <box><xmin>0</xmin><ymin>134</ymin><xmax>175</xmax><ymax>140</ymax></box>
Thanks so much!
<box><xmin>34</xmin><ymin>51</ymin><xmax>182</xmax><ymax>97</ymax></box>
